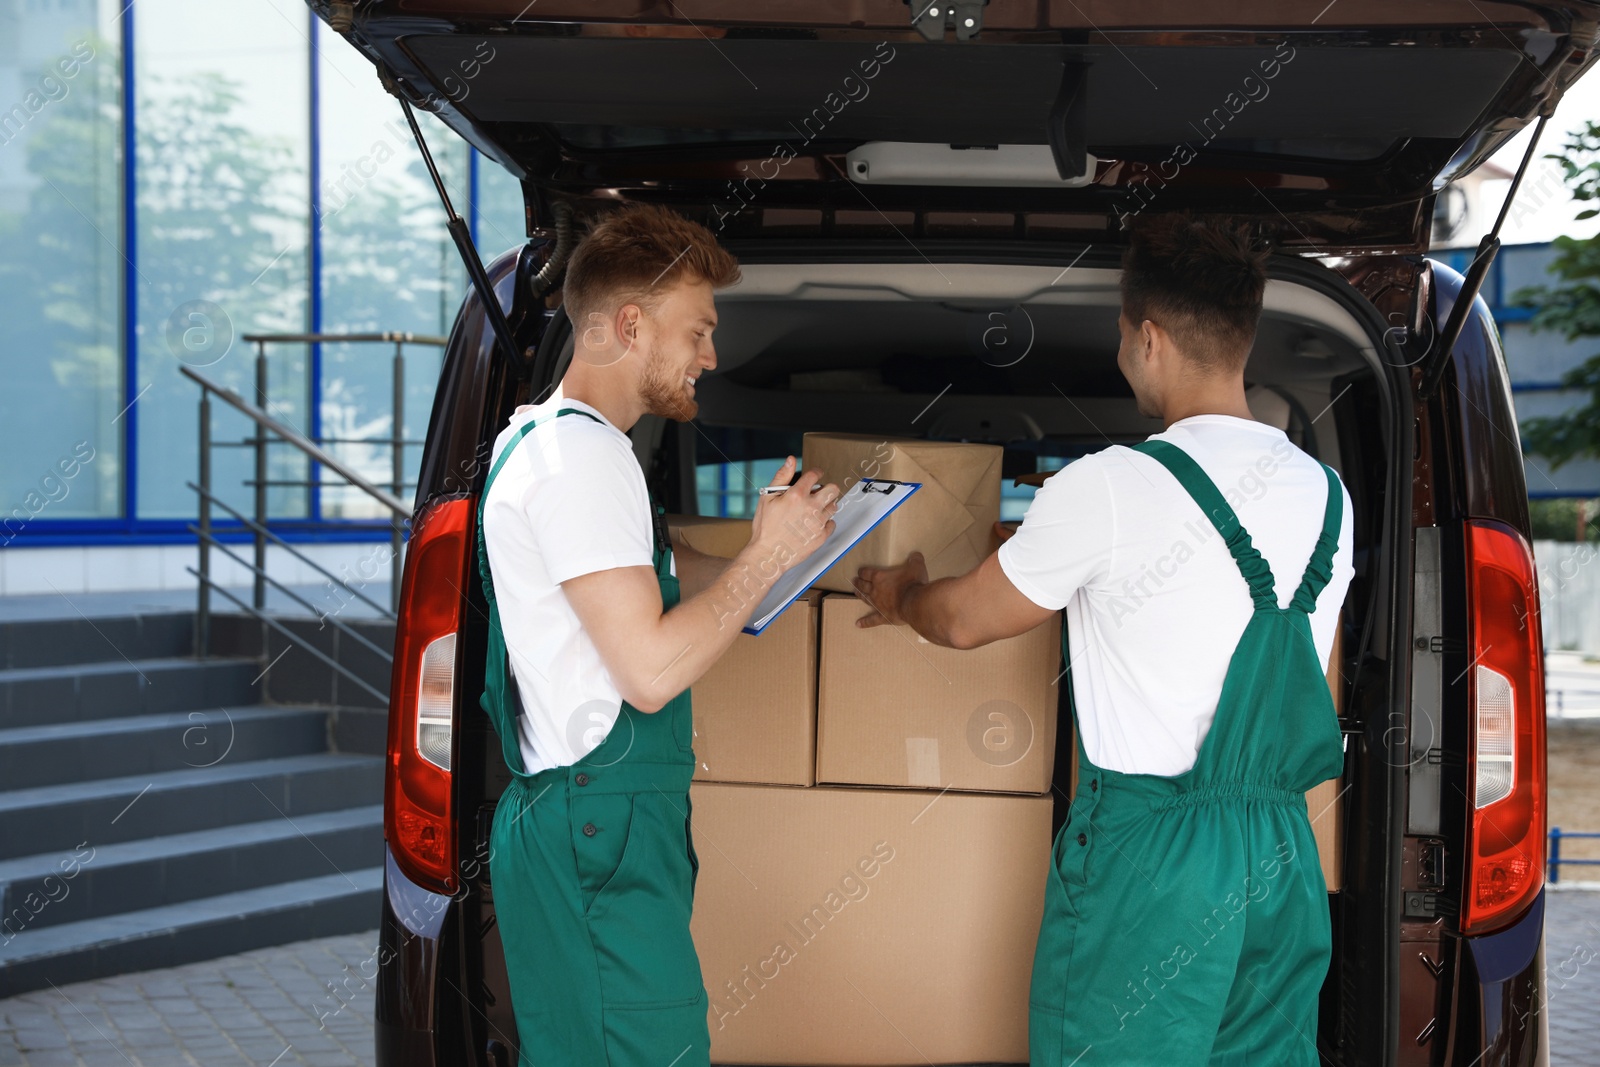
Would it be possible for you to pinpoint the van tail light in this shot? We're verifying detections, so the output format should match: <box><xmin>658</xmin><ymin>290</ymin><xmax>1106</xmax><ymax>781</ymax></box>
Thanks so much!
<box><xmin>1462</xmin><ymin>520</ymin><xmax>1547</xmax><ymax>935</ymax></box>
<box><xmin>385</xmin><ymin>496</ymin><xmax>472</xmax><ymax>895</ymax></box>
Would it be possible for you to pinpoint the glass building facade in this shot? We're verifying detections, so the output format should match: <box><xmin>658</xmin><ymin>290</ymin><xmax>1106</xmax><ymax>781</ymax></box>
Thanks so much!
<box><xmin>0</xmin><ymin>0</ymin><xmax>525</xmax><ymax>545</ymax></box>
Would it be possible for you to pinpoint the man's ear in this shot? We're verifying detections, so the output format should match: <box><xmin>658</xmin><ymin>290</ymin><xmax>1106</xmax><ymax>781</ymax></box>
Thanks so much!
<box><xmin>1139</xmin><ymin>318</ymin><xmax>1161</xmax><ymax>362</ymax></box>
<box><xmin>616</xmin><ymin>303</ymin><xmax>642</xmax><ymax>356</ymax></box>
<box><xmin>1145</xmin><ymin>318</ymin><xmax>1181</xmax><ymax>365</ymax></box>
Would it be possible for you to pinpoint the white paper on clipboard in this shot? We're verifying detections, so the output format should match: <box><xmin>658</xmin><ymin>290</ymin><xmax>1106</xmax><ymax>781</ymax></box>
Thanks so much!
<box><xmin>742</xmin><ymin>478</ymin><xmax>920</xmax><ymax>635</ymax></box>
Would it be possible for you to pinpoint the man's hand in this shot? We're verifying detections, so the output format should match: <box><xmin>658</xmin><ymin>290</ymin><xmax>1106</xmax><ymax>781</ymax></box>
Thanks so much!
<box><xmin>852</xmin><ymin>551</ymin><xmax>929</xmax><ymax>629</ymax></box>
<box><xmin>561</xmin><ymin>458</ymin><xmax>842</xmax><ymax>711</ymax></box>
<box><xmin>748</xmin><ymin>456</ymin><xmax>840</xmax><ymax>573</ymax></box>
<box><xmin>850</xmin><ymin>550</ymin><xmax>1055</xmax><ymax>650</ymax></box>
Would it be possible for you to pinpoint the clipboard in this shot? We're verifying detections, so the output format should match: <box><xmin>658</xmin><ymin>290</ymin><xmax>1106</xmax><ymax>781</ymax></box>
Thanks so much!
<box><xmin>743</xmin><ymin>478</ymin><xmax>921</xmax><ymax>635</ymax></box>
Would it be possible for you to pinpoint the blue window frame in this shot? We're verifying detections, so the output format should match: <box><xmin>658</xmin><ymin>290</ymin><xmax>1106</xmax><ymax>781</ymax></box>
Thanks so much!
<box><xmin>0</xmin><ymin>0</ymin><xmax>520</xmax><ymax>548</ymax></box>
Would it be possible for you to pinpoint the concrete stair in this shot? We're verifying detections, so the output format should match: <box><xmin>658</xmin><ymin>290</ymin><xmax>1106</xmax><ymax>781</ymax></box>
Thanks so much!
<box><xmin>0</xmin><ymin>612</ymin><xmax>387</xmax><ymax>998</ymax></box>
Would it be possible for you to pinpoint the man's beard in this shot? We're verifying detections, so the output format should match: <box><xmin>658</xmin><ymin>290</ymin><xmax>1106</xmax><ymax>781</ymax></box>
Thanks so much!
<box><xmin>638</xmin><ymin>347</ymin><xmax>698</xmax><ymax>421</ymax></box>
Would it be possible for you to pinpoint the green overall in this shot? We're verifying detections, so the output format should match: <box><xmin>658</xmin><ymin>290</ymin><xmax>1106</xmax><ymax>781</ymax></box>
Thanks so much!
<box><xmin>1029</xmin><ymin>440</ymin><xmax>1344</xmax><ymax>1067</ymax></box>
<box><xmin>477</xmin><ymin>408</ymin><xmax>709</xmax><ymax>1067</ymax></box>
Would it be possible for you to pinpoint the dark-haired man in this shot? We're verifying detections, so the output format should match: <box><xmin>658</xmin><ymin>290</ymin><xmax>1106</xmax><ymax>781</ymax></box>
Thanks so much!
<box><xmin>853</xmin><ymin>215</ymin><xmax>1353</xmax><ymax>1066</ymax></box>
<box><xmin>478</xmin><ymin>203</ymin><xmax>840</xmax><ymax>1067</ymax></box>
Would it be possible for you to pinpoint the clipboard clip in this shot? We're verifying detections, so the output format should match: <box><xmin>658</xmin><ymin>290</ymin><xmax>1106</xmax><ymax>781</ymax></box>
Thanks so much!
<box><xmin>859</xmin><ymin>479</ymin><xmax>900</xmax><ymax>495</ymax></box>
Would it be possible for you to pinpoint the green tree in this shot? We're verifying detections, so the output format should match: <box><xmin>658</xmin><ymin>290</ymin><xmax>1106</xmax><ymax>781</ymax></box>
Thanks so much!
<box><xmin>1528</xmin><ymin>497</ymin><xmax>1600</xmax><ymax>542</ymax></box>
<box><xmin>1513</xmin><ymin>121</ymin><xmax>1600</xmax><ymax>470</ymax></box>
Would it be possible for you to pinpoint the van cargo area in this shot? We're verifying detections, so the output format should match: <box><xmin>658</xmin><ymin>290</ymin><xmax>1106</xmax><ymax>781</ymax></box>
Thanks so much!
<box><xmin>447</xmin><ymin>255</ymin><xmax>1395</xmax><ymax>1066</ymax></box>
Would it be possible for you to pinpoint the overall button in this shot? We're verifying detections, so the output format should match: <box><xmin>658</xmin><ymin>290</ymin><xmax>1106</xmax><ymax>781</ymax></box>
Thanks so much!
<box><xmin>574</xmin><ymin>773</ymin><xmax>590</xmax><ymax>786</ymax></box>
<box><xmin>582</xmin><ymin>823</ymin><xmax>598</xmax><ymax>837</ymax></box>
<box><xmin>1077</xmin><ymin>833</ymin><xmax>1088</xmax><ymax>846</ymax></box>
<box><xmin>1090</xmin><ymin>779</ymin><xmax>1098</xmax><ymax>792</ymax></box>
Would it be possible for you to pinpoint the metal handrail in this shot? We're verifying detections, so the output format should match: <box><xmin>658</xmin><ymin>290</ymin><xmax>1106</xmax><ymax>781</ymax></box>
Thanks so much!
<box><xmin>180</xmin><ymin>366</ymin><xmax>410</xmax><ymax>513</ymax></box>
<box><xmin>187</xmin><ymin>482</ymin><xmax>396</xmax><ymax>621</ymax></box>
<box><xmin>1549</xmin><ymin>827</ymin><xmax>1600</xmax><ymax>884</ymax></box>
<box><xmin>189</xmin><ymin>570</ymin><xmax>389</xmax><ymax>704</ymax></box>
<box><xmin>181</xmin><ymin>329</ymin><xmax>441</xmax><ymax>659</ymax></box>
<box><xmin>1546</xmin><ymin>686</ymin><xmax>1600</xmax><ymax>718</ymax></box>
<box><xmin>241</xmin><ymin>331</ymin><xmax>447</xmax><ymax>346</ymax></box>
<box><xmin>189</xmin><ymin>529</ymin><xmax>396</xmax><ymax>665</ymax></box>
<box><xmin>214</xmin><ymin>437</ymin><xmax>427</xmax><ymax>447</ymax></box>
<box><xmin>243</xmin><ymin>480</ymin><xmax>417</xmax><ymax>490</ymax></box>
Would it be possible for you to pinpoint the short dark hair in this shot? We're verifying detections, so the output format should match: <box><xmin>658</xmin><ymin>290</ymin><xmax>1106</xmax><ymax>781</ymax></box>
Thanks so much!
<box><xmin>1120</xmin><ymin>215</ymin><xmax>1268</xmax><ymax>370</ymax></box>
<box><xmin>563</xmin><ymin>203</ymin><xmax>741</xmax><ymax>326</ymax></box>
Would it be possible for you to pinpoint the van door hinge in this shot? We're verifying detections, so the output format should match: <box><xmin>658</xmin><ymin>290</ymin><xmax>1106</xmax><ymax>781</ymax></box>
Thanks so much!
<box><xmin>1412</xmin><ymin>634</ymin><xmax>1467</xmax><ymax>655</ymax></box>
<box><xmin>909</xmin><ymin>0</ymin><xmax>987</xmax><ymax>41</ymax></box>
<box><xmin>1404</xmin><ymin>891</ymin><xmax>1458</xmax><ymax>921</ymax></box>
<box><xmin>1418</xmin><ymin>838</ymin><xmax>1446</xmax><ymax>891</ymax></box>
<box><xmin>324</xmin><ymin>2</ymin><xmax>355</xmax><ymax>33</ymax></box>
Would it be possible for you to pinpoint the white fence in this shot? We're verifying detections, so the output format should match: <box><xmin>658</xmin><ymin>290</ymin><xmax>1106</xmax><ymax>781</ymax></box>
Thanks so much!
<box><xmin>1535</xmin><ymin>540</ymin><xmax>1600</xmax><ymax>655</ymax></box>
<box><xmin>1534</xmin><ymin>540</ymin><xmax>1600</xmax><ymax>718</ymax></box>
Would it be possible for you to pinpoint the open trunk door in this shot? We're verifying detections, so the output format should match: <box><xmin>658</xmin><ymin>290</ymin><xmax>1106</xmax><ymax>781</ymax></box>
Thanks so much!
<box><xmin>312</xmin><ymin>1</ymin><xmax>1599</xmax><ymax>253</ymax></box>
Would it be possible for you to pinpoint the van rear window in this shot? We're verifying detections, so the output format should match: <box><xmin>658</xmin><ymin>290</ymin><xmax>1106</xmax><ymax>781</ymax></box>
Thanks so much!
<box><xmin>693</xmin><ymin>431</ymin><xmax>1070</xmax><ymax>521</ymax></box>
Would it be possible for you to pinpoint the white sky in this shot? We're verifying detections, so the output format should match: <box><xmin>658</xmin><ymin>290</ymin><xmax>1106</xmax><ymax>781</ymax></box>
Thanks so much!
<box><xmin>1485</xmin><ymin>65</ymin><xmax>1600</xmax><ymax>245</ymax></box>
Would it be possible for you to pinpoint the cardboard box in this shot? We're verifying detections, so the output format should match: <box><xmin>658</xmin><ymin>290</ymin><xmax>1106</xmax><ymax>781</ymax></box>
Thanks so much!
<box><xmin>692</xmin><ymin>592</ymin><xmax>820</xmax><ymax>787</ymax></box>
<box><xmin>801</xmin><ymin>433</ymin><xmax>1001</xmax><ymax>593</ymax></box>
<box><xmin>689</xmin><ymin>782</ymin><xmax>1051</xmax><ymax>1066</ymax></box>
<box><xmin>667</xmin><ymin>514</ymin><xmax>752</xmax><ymax>559</ymax></box>
<box><xmin>816</xmin><ymin>596</ymin><xmax>1060</xmax><ymax>794</ymax></box>
<box><xmin>1306</xmin><ymin>621</ymin><xmax>1347</xmax><ymax>891</ymax></box>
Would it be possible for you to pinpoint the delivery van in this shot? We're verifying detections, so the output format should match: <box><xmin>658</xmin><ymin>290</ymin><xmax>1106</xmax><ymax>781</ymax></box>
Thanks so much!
<box><xmin>313</xmin><ymin>3</ymin><xmax>1577</xmax><ymax>1064</ymax></box>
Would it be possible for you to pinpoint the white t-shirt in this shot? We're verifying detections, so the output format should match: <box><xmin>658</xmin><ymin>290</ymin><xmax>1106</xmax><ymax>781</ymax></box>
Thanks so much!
<box><xmin>998</xmin><ymin>414</ymin><xmax>1355</xmax><ymax>776</ymax></box>
<box><xmin>480</xmin><ymin>397</ymin><xmax>655</xmax><ymax>774</ymax></box>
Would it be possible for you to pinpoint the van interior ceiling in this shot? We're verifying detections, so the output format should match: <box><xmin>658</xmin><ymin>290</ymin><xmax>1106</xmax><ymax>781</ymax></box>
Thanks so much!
<box><xmin>610</xmin><ymin>262</ymin><xmax>1380</xmax><ymax>481</ymax></box>
<box><xmin>600</xmin><ymin>257</ymin><xmax>1388</xmax><ymax>725</ymax></box>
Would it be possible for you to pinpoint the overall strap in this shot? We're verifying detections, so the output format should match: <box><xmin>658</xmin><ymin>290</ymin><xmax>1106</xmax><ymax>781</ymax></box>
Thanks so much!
<box><xmin>476</xmin><ymin>407</ymin><xmax>604</xmax><ymax>602</ymax></box>
<box><xmin>1289</xmin><ymin>464</ymin><xmax>1344</xmax><ymax>613</ymax></box>
<box><xmin>480</xmin><ymin>408</ymin><xmax>604</xmax><ymax>512</ymax></box>
<box><xmin>1131</xmin><ymin>440</ymin><xmax>1278</xmax><ymax>609</ymax></box>
<box><xmin>651</xmin><ymin>505</ymin><xmax>673</xmax><ymax>582</ymax></box>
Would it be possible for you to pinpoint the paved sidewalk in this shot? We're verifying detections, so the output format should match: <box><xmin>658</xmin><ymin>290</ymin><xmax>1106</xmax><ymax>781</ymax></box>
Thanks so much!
<box><xmin>0</xmin><ymin>932</ymin><xmax>378</xmax><ymax>1067</ymax></box>
<box><xmin>3</xmin><ymin>894</ymin><xmax>1599</xmax><ymax>1066</ymax></box>
<box><xmin>1547</xmin><ymin>887</ymin><xmax>1600</xmax><ymax>1067</ymax></box>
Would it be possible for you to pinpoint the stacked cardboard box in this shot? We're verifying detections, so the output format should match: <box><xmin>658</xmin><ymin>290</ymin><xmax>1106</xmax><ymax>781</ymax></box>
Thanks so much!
<box><xmin>666</xmin><ymin>515</ymin><xmax>813</xmax><ymax>786</ymax></box>
<box><xmin>689</xmin><ymin>782</ymin><xmax>1050</xmax><ymax>1066</ymax></box>
<box><xmin>667</xmin><ymin>437</ymin><xmax>1348</xmax><ymax>1063</ymax></box>
<box><xmin>817</xmin><ymin>595</ymin><xmax>1061</xmax><ymax>794</ymax></box>
<box><xmin>691</xmin><ymin>591</ymin><xmax>820</xmax><ymax>787</ymax></box>
<box><xmin>668</xmin><ymin>514</ymin><xmax>752</xmax><ymax>559</ymax></box>
<box><xmin>801</xmin><ymin>433</ymin><xmax>1002</xmax><ymax>592</ymax></box>
<box><xmin>670</xmin><ymin>435</ymin><xmax>1055</xmax><ymax>1065</ymax></box>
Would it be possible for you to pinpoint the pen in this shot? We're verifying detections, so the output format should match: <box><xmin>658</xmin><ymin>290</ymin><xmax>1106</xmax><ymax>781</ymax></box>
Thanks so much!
<box><xmin>758</xmin><ymin>483</ymin><xmax>825</xmax><ymax>496</ymax></box>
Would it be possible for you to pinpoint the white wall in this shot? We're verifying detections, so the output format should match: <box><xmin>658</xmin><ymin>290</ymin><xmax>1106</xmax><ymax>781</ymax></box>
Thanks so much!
<box><xmin>0</xmin><ymin>540</ymin><xmax>400</xmax><ymax>597</ymax></box>
<box><xmin>1535</xmin><ymin>539</ymin><xmax>1600</xmax><ymax>655</ymax></box>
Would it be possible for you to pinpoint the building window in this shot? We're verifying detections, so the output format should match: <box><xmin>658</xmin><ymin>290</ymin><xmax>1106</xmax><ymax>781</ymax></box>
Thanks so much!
<box><xmin>132</xmin><ymin>0</ymin><xmax>311</xmax><ymax>521</ymax></box>
<box><xmin>0</xmin><ymin>3</ymin><xmax>123</xmax><ymax>529</ymax></box>
<box><xmin>316</xmin><ymin>41</ymin><xmax>469</xmax><ymax>520</ymax></box>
